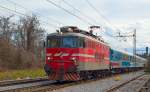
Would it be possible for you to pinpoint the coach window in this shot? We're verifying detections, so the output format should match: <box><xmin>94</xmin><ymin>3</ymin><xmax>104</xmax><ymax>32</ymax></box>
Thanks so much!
<box><xmin>130</xmin><ymin>56</ymin><xmax>133</xmax><ymax>61</ymax></box>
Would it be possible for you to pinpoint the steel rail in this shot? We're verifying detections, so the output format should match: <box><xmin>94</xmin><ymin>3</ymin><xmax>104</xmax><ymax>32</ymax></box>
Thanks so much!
<box><xmin>32</xmin><ymin>71</ymin><xmax>145</xmax><ymax>92</ymax></box>
<box><xmin>138</xmin><ymin>77</ymin><xmax>150</xmax><ymax>92</ymax></box>
<box><xmin>104</xmin><ymin>74</ymin><xmax>149</xmax><ymax>92</ymax></box>
<box><xmin>0</xmin><ymin>71</ymin><xmax>145</xmax><ymax>92</ymax></box>
<box><xmin>0</xmin><ymin>77</ymin><xmax>48</xmax><ymax>87</ymax></box>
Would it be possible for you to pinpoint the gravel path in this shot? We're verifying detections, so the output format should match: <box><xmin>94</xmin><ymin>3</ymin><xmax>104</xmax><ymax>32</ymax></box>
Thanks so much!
<box><xmin>112</xmin><ymin>75</ymin><xmax>150</xmax><ymax>92</ymax></box>
<box><xmin>48</xmin><ymin>71</ymin><xmax>145</xmax><ymax>92</ymax></box>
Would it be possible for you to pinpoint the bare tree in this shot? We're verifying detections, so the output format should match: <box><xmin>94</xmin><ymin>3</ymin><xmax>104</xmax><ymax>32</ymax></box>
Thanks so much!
<box><xmin>0</xmin><ymin>15</ymin><xmax>45</xmax><ymax>70</ymax></box>
<box><xmin>0</xmin><ymin>15</ymin><xmax>14</xmax><ymax>42</ymax></box>
<box><xmin>16</xmin><ymin>15</ymin><xmax>45</xmax><ymax>51</ymax></box>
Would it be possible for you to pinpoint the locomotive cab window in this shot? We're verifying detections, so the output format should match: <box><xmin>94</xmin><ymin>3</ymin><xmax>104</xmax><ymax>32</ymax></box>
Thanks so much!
<box><xmin>47</xmin><ymin>37</ymin><xmax>60</xmax><ymax>48</ymax></box>
<box><xmin>62</xmin><ymin>37</ymin><xmax>78</xmax><ymax>48</ymax></box>
<box><xmin>47</xmin><ymin>36</ymin><xmax>85</xmax><ymax>48</ymax></box>
<box><xmin>62</xmin><ymin>36</ymin><xmax>85</xmax><ymax>48</ymax></box>
<box><xmin>78</xmin><ymin>37</ymin><xmax>85</xmax><ymax>48</ymax></box>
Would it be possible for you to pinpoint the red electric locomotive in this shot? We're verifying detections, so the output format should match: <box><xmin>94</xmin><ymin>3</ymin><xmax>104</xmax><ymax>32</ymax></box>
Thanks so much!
<box><xmin>44</xmin><ymin>26</ymin><xmax>111</xmax><ymax>81</ymax></box>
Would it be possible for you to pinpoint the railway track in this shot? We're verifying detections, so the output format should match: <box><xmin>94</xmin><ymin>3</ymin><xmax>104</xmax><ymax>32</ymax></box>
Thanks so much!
<box><xmin>0</xmin><ymin>72</ymin><xmax>113</xmax><ymax>92</ymax></box>
<box><xmin>0</xmin><ymin>77</ymin><xmax>56</xmax><ymax>92</ymax></box>
<box><xmin>0</xmin><ymin>77</ymin><xmax>98</xmax><ymax>92</ymax></box>
<box><xmin>105</xmin><ymin>74</ymin><xmax>150</xmax><ymax>92</ymax></box>
<box><xmin>0</xmin><ymin>77</ymin><xmax>48</xmax><ymax>86</ymax></box>
<box><xmin>32</xmin><ymin>71</ymin><xmax>146</xmax><ymax>92</ymax></box>
<box><xmin>0</xmin><ymin>71</ymin><xmax>146</xmax><ymax>92</ymax></box>
<box><xmin>139</xmin><ymin>77</ymin><xmax>150</xmax><ymax>92</ymax></box>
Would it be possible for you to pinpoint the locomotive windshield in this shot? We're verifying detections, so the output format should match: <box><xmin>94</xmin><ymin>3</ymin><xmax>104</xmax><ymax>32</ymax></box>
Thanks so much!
<box><xmin>47</xmin><ymin>36</ymin><xmax>85</xmax><ymax>48</ymax></box>
<box><xmin>47</xmin><ymin>37</ymin><xmax>60</xmax><ymax>48</ymax></box>
<box><xmin>62</xmin><ymin>37</ymin><xmax>77</xmax><ymax>47</ymax></box>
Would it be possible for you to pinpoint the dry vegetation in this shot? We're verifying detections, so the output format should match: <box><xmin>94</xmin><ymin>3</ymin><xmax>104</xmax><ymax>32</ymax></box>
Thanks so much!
<box><xmin>0</xmin><ymin>39</ymin><xmax>43</xmax><ymax>70</ymax></box>
<box><xmin>0</xmin><ymin>15</ymin><xmax>45</xmax><ymax>71</ymax></box>
<box><xmin>0</xmin><ymin>69</ymin><xmax>45</xmax><ymax>80</ymax></box>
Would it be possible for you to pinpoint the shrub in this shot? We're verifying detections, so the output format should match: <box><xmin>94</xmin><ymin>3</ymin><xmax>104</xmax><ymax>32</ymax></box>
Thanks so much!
<box><xmin>0</xmin><ymin>39</ymin><xmax>44</xmax><ymax>71</ymax></box>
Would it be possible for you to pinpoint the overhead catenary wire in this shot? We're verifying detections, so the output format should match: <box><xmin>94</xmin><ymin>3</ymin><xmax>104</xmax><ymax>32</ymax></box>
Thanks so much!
<box><xmin>85</xmin><ymin>0</ymin><xmax>122</xmax><ymax>41</ymax></box>
<box><xmin>5</xmin><ymin>0</ymin><xmax>65</xmax><ymax>26</ymax></box>
<box><xmin>62</xmin><ymin>0</ymin><xmax>100</xmax><ymax>25</ymax></box>
<box><xmin>86</xmin><ymin>0</ymin><xmax>122</xmax><ymax>32</ymax></box>
<box><xmin>59</xmin><ymin>0</ymin><xmax>129</xmax><ymax>50</ymax></box>
<box><xmin>0</xmin><ymin>4</ymin><xmax>59</xmax><ymax>28</ymax></box>
<box><xmin>86</xmin><ymin>0</ymin><xmax>134</xmax><ymax>50</ymax></box>
<box><xmin>46</xmin><ymin>0</ymin><xmax>93</xmax><ymax>25</ymax></box>
<box><xmin>1</xmin><ymin>0</ymin><xmax>135</xmax><ymax>50</ymax></box>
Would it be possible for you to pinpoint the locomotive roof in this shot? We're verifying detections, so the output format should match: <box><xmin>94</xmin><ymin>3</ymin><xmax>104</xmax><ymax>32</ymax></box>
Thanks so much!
<box><xmin>47</xmin><ymin>32</ymin><xmax>110</xmax><ymax>47</ymax></box>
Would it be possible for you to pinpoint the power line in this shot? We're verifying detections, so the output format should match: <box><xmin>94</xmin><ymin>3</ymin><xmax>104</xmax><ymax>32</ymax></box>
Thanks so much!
<box><xmin>86</xmin><ymin>0</ymin><xmax>121</xmax><ymax>32</ymax></box>
<box><xmin>62</xmin><ymin>0</ymin><xmax>99</xmax><ymax>25</ymax></box>
<box><xmin>85</xmin><ymin>0</ymin><xmax>134</xmax><ymax>50</ymax></box>
<box><xmin>6</xmin><ymin>0</ymin><xmax>28</xmax><ymax>11</ymax></box>
<box><xmin>0</xmin><ymin>4</ymin><xmax>59</xmax><ymax>28</ymax></box>
<box><xmin>5</xmin><ymin>0</ymin><xmax>65</xmax><ymax>26</ymax></box>
<box><xmin>46</xmin><ymin>0</ymin><xmax>128</xmax><ymax>50</ymax></box>
<box><xmin>46</xmin><ymin>0</ymin><xmax>92</xmax><ymax>25</ymax></box>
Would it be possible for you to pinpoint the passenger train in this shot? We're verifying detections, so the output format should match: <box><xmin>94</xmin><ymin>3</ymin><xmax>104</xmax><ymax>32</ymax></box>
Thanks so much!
<box><xmin>44</xmin><ymin>26</ymin><xmax>147</xmax><ymax>81</ymax></box>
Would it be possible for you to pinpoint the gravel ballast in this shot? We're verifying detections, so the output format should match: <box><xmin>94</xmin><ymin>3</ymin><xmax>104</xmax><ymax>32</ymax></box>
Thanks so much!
<box><xmin>48</xmin><ymin>71</ymin><xmax>145</xmax><ymax>92</ymax></box>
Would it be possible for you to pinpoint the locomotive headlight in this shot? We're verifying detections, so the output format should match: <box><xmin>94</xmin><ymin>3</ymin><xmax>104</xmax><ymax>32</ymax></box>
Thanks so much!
<box><xmin>71</xmin><ymin>57</ymin><xmax>76</xmax><ymax>61</ymax></box>
<box><xmin>47</xmin><ymin>57</ymin><xmax>51</xmax><ymax>60</ymax></box>
<box><xmin>70</xmin><ymin>57</ymin><xmax>78</xmax><ymax>65</ymax></box>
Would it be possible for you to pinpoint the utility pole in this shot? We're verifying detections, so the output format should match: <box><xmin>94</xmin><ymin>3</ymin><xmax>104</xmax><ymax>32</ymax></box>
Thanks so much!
<box><xmin>146</xmin><ymin>47</ymin><xmax>149</xmax><ymax>56</ymax></box>
<box><xmin>133</xmin><ymin>29</ymin><xmax>136</xmax><ymax>67</ymax></box>
<box><xmin>115</xmin><ymin>29</ymin><xmax>136</xmax><ymax>67</ymax></box>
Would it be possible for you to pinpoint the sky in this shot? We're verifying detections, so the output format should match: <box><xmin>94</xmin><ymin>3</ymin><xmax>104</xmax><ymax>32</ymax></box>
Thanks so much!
<box><xmin>0</xmin><ymin>0</ymin><xmax>150</xmax><ymax>53</ymax></box>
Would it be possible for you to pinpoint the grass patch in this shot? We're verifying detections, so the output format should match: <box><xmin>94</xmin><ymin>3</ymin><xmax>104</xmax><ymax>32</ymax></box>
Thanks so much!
<box><xmin>0</xmin><ymin>68</ymin><xmax>46</xmax><ymax>81</ymax></box>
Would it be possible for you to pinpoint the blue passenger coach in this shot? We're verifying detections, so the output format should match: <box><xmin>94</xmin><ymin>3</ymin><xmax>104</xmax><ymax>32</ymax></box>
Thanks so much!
<box><xmin>110</xmin><ymin>48</ymin><xmax>146</xmax><ymax>71</ymax></box>
<box><xmin>110</xmin><ymin>48</ymin><xmax>134</xmax><ymax>69</ymax></box>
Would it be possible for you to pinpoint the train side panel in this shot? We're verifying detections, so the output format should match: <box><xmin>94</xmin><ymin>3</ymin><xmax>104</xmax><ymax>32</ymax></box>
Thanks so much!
<box><xmin>109</xmin><ymin>49</ymin><xmax>122</xmax><ymax>68</ymax></box>
<box><xmin>78</xmin><ymin>39</ymin><xmax>110</xmax><ymax>71</ymax></box>
<box><xmin>121</xmin><ymin>53</ymin><xmax>131</xmax><ymax>68</ymax></box>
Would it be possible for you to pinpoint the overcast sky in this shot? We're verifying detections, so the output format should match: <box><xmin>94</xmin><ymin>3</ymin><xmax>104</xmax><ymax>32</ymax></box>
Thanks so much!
<box><xmin>0</xmin><ymin>0</ymin><xmax>150</xmax><ymax>53</ymax></box>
